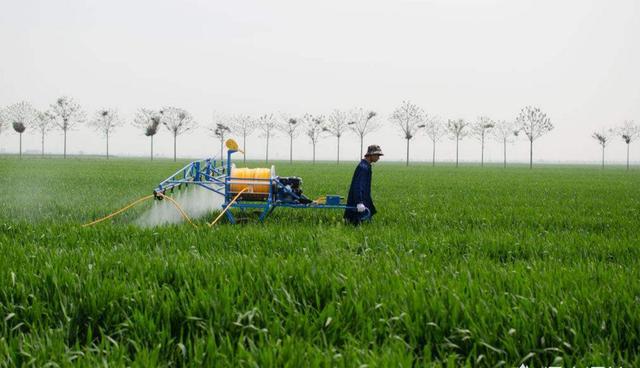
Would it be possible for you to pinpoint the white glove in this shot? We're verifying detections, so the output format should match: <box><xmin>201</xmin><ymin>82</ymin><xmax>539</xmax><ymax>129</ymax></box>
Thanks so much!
<box><xmin>356</xmin><ymin>203</ymin><xmax>366</xmax><ymax>213</ymax></box>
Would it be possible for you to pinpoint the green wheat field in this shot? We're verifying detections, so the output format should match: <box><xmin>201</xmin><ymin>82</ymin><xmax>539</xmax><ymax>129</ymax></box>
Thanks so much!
<box><xmin>1</xmin><ymin>156</ymin><xmax>639</xmax><ymax>367</ymax></box>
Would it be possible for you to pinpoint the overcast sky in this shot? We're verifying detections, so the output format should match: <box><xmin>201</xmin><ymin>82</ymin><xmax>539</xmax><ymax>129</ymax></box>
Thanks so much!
<box><xmin>1</xmin><ymin>0</ymin><xmax>639</xmax><ymax>164</ymax></box>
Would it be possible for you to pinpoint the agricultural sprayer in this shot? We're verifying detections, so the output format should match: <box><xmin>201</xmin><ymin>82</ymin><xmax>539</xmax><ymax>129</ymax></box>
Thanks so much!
<box><xmin>84</xmin><ymin>139</ymin><xmax>369</xmax><ymax>227</ymax></box>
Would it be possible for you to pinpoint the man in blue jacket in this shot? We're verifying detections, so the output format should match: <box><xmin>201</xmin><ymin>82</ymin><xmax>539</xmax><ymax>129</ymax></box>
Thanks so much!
<box><xmin>344</xmin><ymin>145</ymin><xmax>383</xmax><ymax>225</ymax></box>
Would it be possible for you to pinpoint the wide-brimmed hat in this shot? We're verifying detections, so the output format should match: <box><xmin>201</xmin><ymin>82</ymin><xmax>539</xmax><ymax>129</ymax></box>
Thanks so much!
<box><xmin>365</xmin><ymin>145</ymin><xmax>384</xmax><ymax>156</ymax></box>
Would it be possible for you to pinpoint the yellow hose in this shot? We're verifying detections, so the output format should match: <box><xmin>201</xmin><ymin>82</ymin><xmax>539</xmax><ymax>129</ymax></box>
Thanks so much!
<box><xmin>83</xmin><ymin>192</ymin><xmax>197</xmax><ymax>228</ymax></box>
<box><xmin>82</xmin><ymin>194</ymin><xmax>155</xmax><ymax>227</ymax></box>
<box><xmin>208</xmin><ymin>188</ymin><xmax>248</xmax><ymax>227</ymax></box>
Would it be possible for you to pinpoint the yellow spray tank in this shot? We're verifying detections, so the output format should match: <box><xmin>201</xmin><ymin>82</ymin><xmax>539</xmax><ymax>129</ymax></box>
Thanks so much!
<box><xmin>225</xmin><ymin>138</ymin><xmax>275</xmax><ymax>199</ymax></box>
<box><xmin>229</xmin><ymin>165</ymin><xmax>276</xmax><ymax>196</ymax></box>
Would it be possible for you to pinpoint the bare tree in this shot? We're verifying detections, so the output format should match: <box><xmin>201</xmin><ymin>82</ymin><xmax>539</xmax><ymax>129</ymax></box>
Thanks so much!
<box><xmin>302</xmin><ymin>114</ymin><xmax>325</xmax><ymax>164</ymax></box>
<box><xmin>6</xmin><ymin>102</ymin><xmax>38</xmax><ymax>159</ymax></box>
<box><xmin>618</xmin><ymin>120</ymin><xmax>639</xmax><ymax>170</ymax></box>
<box><xmin>89</xmin><ymin>108</ymin><xmax>121</xmax><ymax>159</ymax></box>
<box><xmin>133</xmin><ymin>108</ymin><xmax>161</xmax><ymax>161</ymax></box>
<box><xmin>230</xmin><ymin>114</ymin><xmax>256</xmax><ymax>165</ymax></box>
<box><xmin>390</xmin><ymin>101</ymin><xmax>426</xmax><ymax>166</ymax></box>
<box><xmin>515</xmin><ymin>106</ymin><xmax>553</xmax><ymax>169</ymax></box>
<box><xmin>257</xmin><ymin>113</ymin><xmax>277</xmax><ymax>163</ymax></box>
<box><xmin>492</xmin><ymin>120</ymin><xmax>519</xmax><ymax>168</ymax></box>
<box><xmin>35</xmin><ymin>110</ymin><xmax>55</xmax><ymax>157</ymax></box>
<box><xmin>208</xmin><ymin>113</ymin><xmax>232</xmax><ymax>160</ymax></box>
<box><xmin>447</xmin><ymin>118</ymin><xmax>469</xmax><ymax>167</ymax></box>
<box><xmin>423</xmin><ymin>116</ymin><xmax>446</xmax><ymax>166</ymax></box>
<box><xmin>325</xmin><ymin>109</ymin><xmax>349</xmax><ymax>164</ymax></box>
<box><xmin>49</xmin><ymin>96</ymin><xmax>86</xmax><ymax>159</ymax></box>
<box><xmin>12</xmin><ymin>122</ymin><xmax>26</xmax><ymax>158</ymax></box>
<box><xmin>348</xmin><ymin>108</ymin><xmax>378</xmax><ymax>159</ymax></box>
<box><xmin>592</xmin><ymin>129</ymin><xmax>612</xmax><ymax>169</ymax></box>
<box><xmin>160</xmin><ymin>107</ymin><xmax>196</xmax><ymax>162</ymax></box>
<box><xmin>471</xmin><ymin>116</ymin><xmax>495</xmax><ymax>167</ymax></box>
<box><xmin>279</xmin><ymin>115</ymin><xmax>301</xmax><ymax>164</ymax></box>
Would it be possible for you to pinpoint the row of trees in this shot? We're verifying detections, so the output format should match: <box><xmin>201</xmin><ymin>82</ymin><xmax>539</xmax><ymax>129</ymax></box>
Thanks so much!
<box><xmin>0</xmin><ymin>98</ymin><xmax>85</xmax><ymax>159</ymax></box>
<box><xmin>392</xmin><ymin>102</ymin><xmax>639</xmax><ymax>170</ymax></box>
<box><xmin>0</xmin><ymin>98</ymin><xmax>380</xmax><ymax>164</ymax></box>
<box><xmin>0</xmin><ymin>98</ymin><xmax>197</xmax><ymax>161</ymax></box>
<box><xmin>1</xmin><ymin>97</ymin><xmax>638</xmax><ymax>168</ymax></box>
<box><xmin>389</xmin><ymin>102</ymin><xmax>555</xmax><ymax>168</ymax></box>
<box><xmin>592</xmin><ymin>121</ymin><xmax>640</xmax><ymax>170</ymax></box>
<box><xmin>209</xmin><ymin>109</ymin><xmax>379</xmax><ymax>166</ymax></box>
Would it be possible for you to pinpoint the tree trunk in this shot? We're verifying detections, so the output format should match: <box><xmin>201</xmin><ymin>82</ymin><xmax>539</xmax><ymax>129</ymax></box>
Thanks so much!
<box><xmin>150</xmin><ymin>135</ymin><xmax>154</xmax><ymax>161</ymax></box>
<box><xmin>481</xmin><ymin>134</ymin><xmax>484</xmax><ymax>167</ymax></box>
<box><xmin>503</xmin><ymin>138</ymin><xmax>507</xmax><ymax>169</ymax></box>
<box><xmin>106</xmin><ymin>131</ymin><xmax>109</xmax><ymax>160</ymax></box>
<box><xmin>289</xmin><ymin>135</ymin><xmax>293</xmax><ymax>164</ymax></box>
<box><xmin>360</xmin><ymin>135</ymin><xmax>364</xmax><ymax>159</ymax></box>
<box><xmin>312</xmin><ymin>142</ymin><xmax>316</xmax><ymax>164</ymax></box>
<box><xmin>405</xmin><ymin>138</ymin><xmax>410</xmax><ymax>166</ymax></box>
<box><xmin>432</xmin><ymin>139</ymin><xmax>436</xmax><ymax>167</ymax></box>
<box><xmin>41</xmin><ymin>131</ymin><xmax>45</xmax><ymax>157</ymax></box>
<box><xmin>627</xmin><ymin>143</ymin><xmax>630</xmax><ymax>170</ymax></box>
<box><xmin>220</xmin><ymin>138</ymin><xmax>224</xmax><ymax>161</ymax></box>
<box><xmin>19</xmin><ymin>133</ymin><xmax>22</xmax><ymax>159</ymax></box>
<box><xmin>456</xmin><ymin>136</ymin><xmax>459</xmax><ymax>168</ymax></box>
<box><xmin>529</xmin><ymin>139</ymin><xmax>533</xmax><ymax>169</ymax></box>
<box><xmin>337</xmin><ymin>135</ymin><xmax>340</xmax><ymax>164</ymax></box>
<box><xmin>601</xmin><ymin>145</ymin><xmax>605</xmax><ymax>169</ymax></box>
<box><xmin>173</xmin><ymin>132</ymin><xmax>177</xmax><ymax>162</ymax></box>
<box><xmin>265</xmin><ymin>133</ymin><xmax>269</xmax><ymax>163</ymax></box>
<box><xmin>243</xmin><ymin>134</ymin><xmax>247</xmax><ymax>165</ymax></box>
<box><xmin>63</xmin><ymin>129</ymin><xmax>67</xmax><ymax>159</ymax></box>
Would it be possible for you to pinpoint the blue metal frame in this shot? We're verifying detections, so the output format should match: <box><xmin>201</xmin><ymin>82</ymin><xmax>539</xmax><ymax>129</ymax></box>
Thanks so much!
<box><xmin>154</xmin><ymin>158</ymin><xmax>226</xmax><ymax>198</ymax></box>
<box><xmin>154</xmin><ymin>150</ymin><xmax>371</xmax><ymax>224</ymax></box>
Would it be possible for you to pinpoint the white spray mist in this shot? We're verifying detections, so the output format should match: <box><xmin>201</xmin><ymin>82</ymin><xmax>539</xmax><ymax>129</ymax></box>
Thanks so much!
<box><xmin>136</xmin><ymin>186</ymin><xmax>225</xmax><ymax>227</ymax></box>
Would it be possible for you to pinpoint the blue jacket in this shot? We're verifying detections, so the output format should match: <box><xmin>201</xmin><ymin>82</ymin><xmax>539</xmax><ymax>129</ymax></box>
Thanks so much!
<box><xmin>344</xmin><ymin>159</ymin><xmax>377</xmax><ymax>223</ymax></box>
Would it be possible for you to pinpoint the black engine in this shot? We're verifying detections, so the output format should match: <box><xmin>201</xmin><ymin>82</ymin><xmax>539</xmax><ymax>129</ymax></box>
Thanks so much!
<box><xmin>276</xmin><ymin>176</ymin><xmax>312</xmax><ymax>204</ymax></box>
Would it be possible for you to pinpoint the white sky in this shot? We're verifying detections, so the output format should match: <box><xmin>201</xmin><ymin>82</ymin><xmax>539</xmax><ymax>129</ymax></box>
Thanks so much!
<box><xmin>1</xmin><ymin>0</ymin><xmax>639</xmax><ymax>164</ymax></box>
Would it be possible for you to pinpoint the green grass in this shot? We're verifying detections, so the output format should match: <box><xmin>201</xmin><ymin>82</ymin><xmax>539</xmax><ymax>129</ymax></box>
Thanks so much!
<box><xmin>1</xmin><ymin>156</ymin><xmax>639</xmax><ymax>367</ymax></box>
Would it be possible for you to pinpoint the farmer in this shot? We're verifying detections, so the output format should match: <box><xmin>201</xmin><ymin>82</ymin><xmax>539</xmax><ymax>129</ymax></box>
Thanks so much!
<box><xmin>344</xmin><ymin>145</ymin><xmax>383</xmax><ymax>225</ymax></box>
